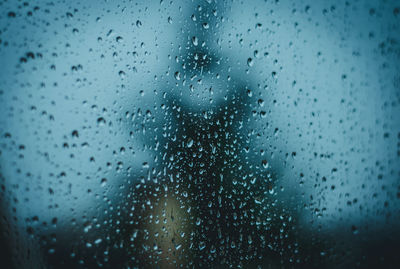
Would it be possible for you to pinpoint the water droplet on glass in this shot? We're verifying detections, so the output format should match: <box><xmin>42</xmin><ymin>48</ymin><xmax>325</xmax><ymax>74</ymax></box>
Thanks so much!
<box><xmin>187</xmin><ymin>138</ymin><xmax>194</xmax><ymax>148</ymax></box>
<box><xmin>192</xmin><ymin>36</ymin><xmax>198</xmax><ymax>46</ymax></box>
<box><xmin>247</xmin><ymin>57</ymin><xmax>254</xmax><ymax>67</ymax></box>
<box><xmin>174</xmin><ymin>71</ymin><xmax>181</xmax><ymax>80</ymax></box>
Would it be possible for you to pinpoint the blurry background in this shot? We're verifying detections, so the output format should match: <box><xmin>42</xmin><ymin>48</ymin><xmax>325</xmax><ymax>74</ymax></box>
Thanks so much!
<box><xmin>0</xmin><ymin>0</ymin><xmax>399</xmax><ymax>268</ymax></box>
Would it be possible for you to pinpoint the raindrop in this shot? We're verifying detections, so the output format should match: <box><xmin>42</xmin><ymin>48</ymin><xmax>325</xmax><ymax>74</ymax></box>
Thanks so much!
<box><xmin>187</xmin><ymin>138</ymin><xmax>194</xmax><ymax>148</ymax></box>
<box><xmin>97</xmin><ymin>117</ymin><xmax>106</xmax><ymax>126</ymax></box>
<box><xmin>192</xmin><ymin>36</ymin><xmax>199</xmax><ymax>46</ymax></box>
<box><xmin>174</xmin><ymin>71</ymin><xmax>181</xmax><ymax>80</ymax></box>
<box><xmin>247</xmin><ymin>57</ymin><xmax>254</xmax><ymax>67</ymax></box>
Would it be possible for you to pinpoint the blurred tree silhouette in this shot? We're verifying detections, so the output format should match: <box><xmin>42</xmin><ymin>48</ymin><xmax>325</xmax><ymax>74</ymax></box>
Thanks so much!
<box><xmin>116</xmin><ymin>1</ymin><xmax>324</xmax><ymax>268</ymax></box>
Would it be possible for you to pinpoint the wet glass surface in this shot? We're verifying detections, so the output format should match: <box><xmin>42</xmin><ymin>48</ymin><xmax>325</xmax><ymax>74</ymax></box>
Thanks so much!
<box><xmin>0</xmin><ymin>0</ymin><xmax>399</xmax><ymax>268</ymax></box>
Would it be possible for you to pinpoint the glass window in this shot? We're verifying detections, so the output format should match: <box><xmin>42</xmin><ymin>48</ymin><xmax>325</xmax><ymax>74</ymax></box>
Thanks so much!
<box><xmin>0</xmin><ymin>0</ymin><xmax>399</xmax><ymax>268</ymax></box>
